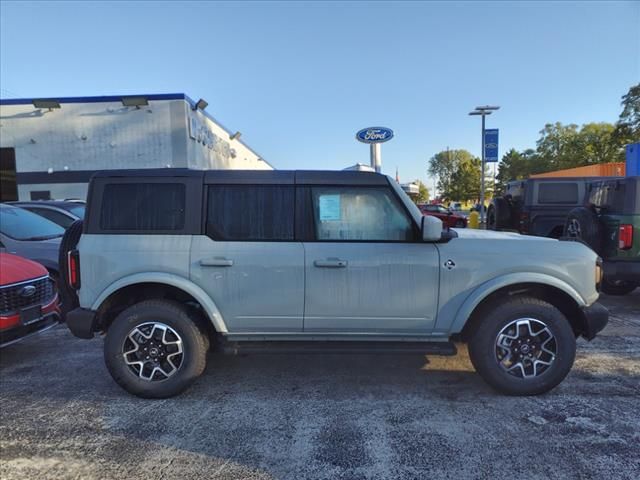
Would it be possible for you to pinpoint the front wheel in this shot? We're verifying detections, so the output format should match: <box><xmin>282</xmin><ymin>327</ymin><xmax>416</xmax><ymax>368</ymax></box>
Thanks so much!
<box><xmin>467</xmin><ymin>297</ymin><xmax>576</xmax><ymax>396</ymax></box>
<box><xmin>104</xmin><ymin>300</ymin><xmax>208</xmax><ymax>398</ymax></box>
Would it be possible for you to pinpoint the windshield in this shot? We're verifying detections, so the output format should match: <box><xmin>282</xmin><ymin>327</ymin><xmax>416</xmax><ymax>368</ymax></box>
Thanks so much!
<box><xmin>68</xmin><ymin>205</ymin><xmax>86</xmax><ymax>218</ymax></box>
<box><xmin>0</xmin><ymin>205</ymin><xmax>65</xmax><ymax>240</ymax></box>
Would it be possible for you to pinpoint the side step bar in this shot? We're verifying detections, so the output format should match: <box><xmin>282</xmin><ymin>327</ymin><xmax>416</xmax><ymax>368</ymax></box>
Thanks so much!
<box><xmin>222</xmin><ymin>341</ymin><xmax>457</xmax><ymax>356</ymax></box>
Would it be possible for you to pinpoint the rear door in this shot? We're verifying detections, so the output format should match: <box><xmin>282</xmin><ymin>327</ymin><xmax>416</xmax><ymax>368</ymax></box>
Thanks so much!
<box><xmin>299</xmin><ymin>182</ymin><xmax>440</xmax><ymax>334</ymax></box>
<box><xmin>190</xmin><ymin>173</ymin><xmax>304</xmax><ymax>333</ymax></box>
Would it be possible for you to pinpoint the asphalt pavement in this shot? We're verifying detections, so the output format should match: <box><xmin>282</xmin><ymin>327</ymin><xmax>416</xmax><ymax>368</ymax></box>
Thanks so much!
<box><xmin>1</xmin><ymin>291</ymin><xmax>639</xmax><ymax>480</ymax></box>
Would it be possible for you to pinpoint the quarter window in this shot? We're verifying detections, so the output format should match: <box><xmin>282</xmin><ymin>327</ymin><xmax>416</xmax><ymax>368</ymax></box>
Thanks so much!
<box><xmin>206</xmin><ymin>185</ymin><xmax>294</xmax><ymax>241</ymax></box>
<box><xmin>100</xmin><ymin>183</ymin><xmax>186</xmax><ymax>231</ymax></box>
<box><xmin>538</xmin><ymin>183</ymin><xmax>579</xmax><ymax>204</ymax></box>
<box><xmin>311</xmin><ymin>187</ymin><xmax>414</xmax><ymax>241</ymax></box>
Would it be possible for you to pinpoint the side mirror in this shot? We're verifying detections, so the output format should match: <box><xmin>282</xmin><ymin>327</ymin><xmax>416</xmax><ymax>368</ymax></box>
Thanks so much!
<box><xmin>421</xmin><ymin>215</ymin><xmax>443</xmax><ymax>242</ymax></box>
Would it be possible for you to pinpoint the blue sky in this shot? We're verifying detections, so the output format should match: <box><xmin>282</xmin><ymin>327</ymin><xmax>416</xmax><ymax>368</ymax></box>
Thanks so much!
<box><xmin>1</xmin><ymin>1</ymin><xmax>638</xmax><ymax>187</ymax></box>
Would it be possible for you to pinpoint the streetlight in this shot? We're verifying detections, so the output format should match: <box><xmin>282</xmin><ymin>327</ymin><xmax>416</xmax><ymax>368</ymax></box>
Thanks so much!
<box><xmin>469</xmin><ymin>105</ymin><xmax>500</xmax><ymax>224</ymax></box>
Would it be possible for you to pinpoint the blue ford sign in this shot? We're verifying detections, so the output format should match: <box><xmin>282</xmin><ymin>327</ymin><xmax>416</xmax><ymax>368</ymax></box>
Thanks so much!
<box><xmin>484</xmin><ymin>129</ymin><xmax>499</xmax><ymax>162</ymax></box>
<box><xmin>356</xmin><ymin>127</ymin><xmax>394</xmax><ymax>144</ymax></box>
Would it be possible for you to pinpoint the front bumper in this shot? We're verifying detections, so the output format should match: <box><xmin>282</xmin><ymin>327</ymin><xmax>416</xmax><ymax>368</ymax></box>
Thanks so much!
<box><xmin>580</xmin><ymin>302</ymin><xmax>609</xmax><ymax>340</ymax></box>
<box><xmin>0</xmin><ymin>312</ymin><xmax>60</xmax><ymax>348</ymax></box>
<box><xmin>603</xmin><ymin>260</ymin><xmax>640</xmax><ymax>283</ymax></box>
<box><xmin>66</xmin><ymin>308</ymin><xmax>98</xmax><ymax>339</ymax></box>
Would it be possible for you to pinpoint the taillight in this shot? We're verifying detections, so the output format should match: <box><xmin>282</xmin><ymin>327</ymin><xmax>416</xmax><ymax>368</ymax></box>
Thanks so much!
<box><xmin>67</xmin><ymin>249</ymin><xmax>81</xmax><ymax>290</ymax></box>
<box><xmin>619</xmin><ymin>224</ymin><xmax>633</xmax><ymax>250</ymax></box>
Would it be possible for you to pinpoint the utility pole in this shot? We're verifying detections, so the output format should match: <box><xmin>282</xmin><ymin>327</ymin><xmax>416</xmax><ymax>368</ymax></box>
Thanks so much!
<box><xmin>469</xmin><ymin>105</ymin><xmax>500</xmax><ymax>224</ymax></box>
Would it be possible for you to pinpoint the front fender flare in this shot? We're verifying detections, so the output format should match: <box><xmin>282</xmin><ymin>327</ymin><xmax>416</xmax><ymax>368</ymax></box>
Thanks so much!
<box><xmin>449</xmin><ymin>272</ymin><xmax>587</xmax><ymax>334</ymax></box>
<box><xmin>91</xmin><ymin>272</ymin><xmax>228</xmax><ymax>333</ymax></box>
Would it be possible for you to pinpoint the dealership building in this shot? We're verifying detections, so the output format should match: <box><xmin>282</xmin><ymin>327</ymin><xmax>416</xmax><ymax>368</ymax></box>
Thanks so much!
<box><xmin>0</xmin><ymin>93</ymin><xmax>273</xmax><ymax>201</ymax></box>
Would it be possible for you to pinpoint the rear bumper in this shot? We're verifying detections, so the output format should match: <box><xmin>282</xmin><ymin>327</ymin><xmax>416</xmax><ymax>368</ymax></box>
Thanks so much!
<box><xmin>580</xmin><ymin>302</ymin><xmax>609</xmax><ymax>341</ymax></box>
<box><xmin>66</xmin><ymin>308</ymin><xmax>98</xmax><ymax>339</ymax></box>
<box><xmin>603</xmin><ymin>260</ymin><xmax>640</xmax><ymax>283</ymax></box>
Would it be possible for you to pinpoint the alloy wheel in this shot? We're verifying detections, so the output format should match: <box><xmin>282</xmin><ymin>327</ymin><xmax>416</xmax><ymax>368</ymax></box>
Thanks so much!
<box><xmin>494</xmin><ymin>318</ymin><xmax>557</xmax><ymax>378</ymax></box>
<box><xmin>122</xmin><ymin>322</ymin><xmax>184</xmax><ymax>381</ymax></box>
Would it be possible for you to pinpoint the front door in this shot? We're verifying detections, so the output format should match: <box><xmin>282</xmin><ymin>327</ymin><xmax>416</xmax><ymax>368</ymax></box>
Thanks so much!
<box><xmin>302</xmin><ymin>185</ymin><xmax>440</xmax><ymax>334</ymax></box>
<box><xmin>190</xmin><ymin>184</ymin><xmax>304</xmax><ymax>333</ymax></box>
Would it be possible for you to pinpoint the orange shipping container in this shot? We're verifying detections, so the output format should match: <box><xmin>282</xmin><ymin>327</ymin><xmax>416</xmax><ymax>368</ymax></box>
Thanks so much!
<box><xmin>530</xmin><ymin>163</ymin><xmax>625</xmax><ymax>178</ymax></box>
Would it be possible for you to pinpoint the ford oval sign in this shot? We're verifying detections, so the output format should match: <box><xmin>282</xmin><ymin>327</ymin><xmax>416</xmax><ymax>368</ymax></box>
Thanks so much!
<box><xmin>356</xmin><ymin>127</ymin><xmax>394</xmax><ymax>144</ymax></box>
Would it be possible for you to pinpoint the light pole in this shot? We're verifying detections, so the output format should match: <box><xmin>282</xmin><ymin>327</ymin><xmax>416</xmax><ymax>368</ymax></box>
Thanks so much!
<box><xmin>469</xmin><ymin>105</ymin><xmax>500</xmax><ymax>224</ymax></box>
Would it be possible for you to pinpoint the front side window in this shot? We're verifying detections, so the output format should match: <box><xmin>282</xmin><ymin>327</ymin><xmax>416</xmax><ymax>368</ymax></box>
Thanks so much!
<box><xmin>100</xmin><ymin>183</ymin><xmax>185</xmax><ymax>231</ymax></box>
<box><xmin>206</xmin><ymin>185</ymin><xmax>294</xmax><ymax>241</ymax></box>
<box><xmin>311</xmin><ymin>187</ymin><xmax>414</xmax><ymax>241</ymax></box>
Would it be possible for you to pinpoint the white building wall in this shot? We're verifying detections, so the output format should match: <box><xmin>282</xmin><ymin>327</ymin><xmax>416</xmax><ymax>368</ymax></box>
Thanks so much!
<box><xmin>185</xmin><ymin>104</ymin><xmax>271</xmax><ymax>170</ymax></box>
<box><xmin>0</xmin><ymin>94</ymin><xmax>272</xmax><ymax>200</ymax></box>
<box><xmin>0</xmin><ymin>100</ymin><xmax>184</xmax><ymax>171</ymax></box>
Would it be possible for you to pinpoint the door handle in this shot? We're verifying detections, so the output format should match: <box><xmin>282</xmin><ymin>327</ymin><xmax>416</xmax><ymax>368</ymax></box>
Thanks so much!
<box><xmin>200</xmin><ymin>257</ymin><xmax>234</xmax><ymax>267</ymax></box>
<box><xmin>314</xmin><ymin>258</ymin><xmax>348</xmax><ymax>268</ymax></box>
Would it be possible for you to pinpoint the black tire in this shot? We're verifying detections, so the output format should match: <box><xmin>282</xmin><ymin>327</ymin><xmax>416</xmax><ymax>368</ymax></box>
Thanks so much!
<box><xmin>601</xmin><ymin>279</ymin><xmax>638</xmax><ymax>296</ymax></box>
<box><xmin>455</xmin><ymin>219</ymin><xmax>465</xmax><ymax>228</ymax></box>
<box><xmin>104</xmin><ymin>299</ymin><xmax>208</xmax><ymax>398</ymax></box>
<box><xmin>58</xmin><ymin>219</ymin><xmax>83</xmax><ymax>317</ymax></box>
<box><xmin>564</xmin><ymin>207</ymin><xmax>602</xmax><ymax>254</ymax></box>
<box><xmin>488</xmin><ymin>197</ymin><xmax>512</xmax><ymax>230</ymax></box>
<box><xmin>467</xmin><ymin>296</ymin><xmax>576</xmax><ymax>396</ymax></box>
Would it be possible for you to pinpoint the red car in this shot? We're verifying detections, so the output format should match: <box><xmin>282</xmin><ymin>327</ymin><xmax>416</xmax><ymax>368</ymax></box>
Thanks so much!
<box><xmin>0</xmin><ymin>253</ymin><xmax>60</xmax><ymax>347</ymax></box>
<box><xmin>419</xmin><ymin>204</ymin><xmax>467</xmax><ymax>228</ymax></box>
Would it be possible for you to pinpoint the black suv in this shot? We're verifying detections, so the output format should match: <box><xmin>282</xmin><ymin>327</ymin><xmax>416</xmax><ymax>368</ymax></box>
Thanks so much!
<box><xmin>488</xmin><ymin>178</ymin><xmax>600</xmax><ymax>238</ymax></box>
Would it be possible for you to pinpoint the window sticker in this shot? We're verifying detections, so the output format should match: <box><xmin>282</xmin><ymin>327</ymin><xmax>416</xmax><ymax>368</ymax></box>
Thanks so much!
<box><xmin>319</xmin><ymin>194</ymin><xmax>341</xmax><ymax>221</ymax></box>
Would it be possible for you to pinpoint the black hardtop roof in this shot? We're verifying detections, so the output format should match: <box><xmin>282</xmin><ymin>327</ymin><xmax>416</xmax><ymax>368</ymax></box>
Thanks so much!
<box><xmin>91</xmin><ymin>169</ymin><xmax>389</xmax><ymax>186</ymax></box>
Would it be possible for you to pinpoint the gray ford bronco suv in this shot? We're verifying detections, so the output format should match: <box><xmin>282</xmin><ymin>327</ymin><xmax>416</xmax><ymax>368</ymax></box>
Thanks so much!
<box><xmin>63</xmin><ymin>169</ymin><xmax>608</xmax><ymax>398</ymax></box>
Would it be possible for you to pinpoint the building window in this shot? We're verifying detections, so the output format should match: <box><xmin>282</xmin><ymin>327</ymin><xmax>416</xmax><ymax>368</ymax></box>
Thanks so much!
<box><xmin>100</xmin><ymin>183</ymin><xmax>185</xmax><ymax>231</ymax></box>
<box><xmin>206</xmin><ymin>185</ymin><xmax>294</xmax><ymax>241</ymax></box>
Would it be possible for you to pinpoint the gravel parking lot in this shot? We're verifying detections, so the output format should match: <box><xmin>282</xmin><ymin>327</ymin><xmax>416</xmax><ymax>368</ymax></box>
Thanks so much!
<box><xmin>1</xmin><ymin>291</ymin><xmax>639</xmax><ymax>480</ymax></box>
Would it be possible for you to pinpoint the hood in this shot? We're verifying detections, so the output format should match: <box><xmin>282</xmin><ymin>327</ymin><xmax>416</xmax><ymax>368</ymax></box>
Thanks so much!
<box><xmin>0</xmin><ymin>253</ymin><xmax>48</xmax><ymax>286</ymax></box>
<box><xmin>453</xmin><ymin>228</ymin><xmax>556</xmax><ymax>242</ymax></box>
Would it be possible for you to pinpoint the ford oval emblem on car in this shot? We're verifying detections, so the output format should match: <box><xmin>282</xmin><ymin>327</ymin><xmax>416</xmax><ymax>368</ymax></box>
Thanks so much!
<box><xmin>355</xmin><ymin>127</ymin><xmax>394</xmax><ymax>144</ymax></box>
<box><xmin>19</xmin><ymin>285</ymin><xmax>37</xmax><ymax>298</ymax></box>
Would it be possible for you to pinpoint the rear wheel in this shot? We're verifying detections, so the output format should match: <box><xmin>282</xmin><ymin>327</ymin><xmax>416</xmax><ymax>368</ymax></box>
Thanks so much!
<box><xmin>104</xmin><ymin>299</ymin><xmax>208</xmax><ymax>398</ymax></box>
<box><xmin>564</xmin><ymin>207</ymin><xmax>602</xmax><ymax>253</ymax></box>
<box><xmin>601</xmin><ymin>279</ymin><xmax>638</xmax><ymax>296</ymax></box>
<box><xmin>455</xmin><ymin>219</ymin><xmax>465</xmax><ymax>228</ymax></box>
<box><xmin>468</xmin><ymin>297</ymin><xmax>576</xmax><ymax>396</ymax></box>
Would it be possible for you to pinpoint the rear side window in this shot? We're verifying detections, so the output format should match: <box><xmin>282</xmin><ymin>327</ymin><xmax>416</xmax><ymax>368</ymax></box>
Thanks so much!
<box><xmin>206</xmin><ymin>185</ymin><xmax>294</xmax><ymax>241</ymax></box>
<box><xmin>100</xmin><ymin>183</ymin><xmax>185</xmax><ymax>231</ymax></box>
<box><xmin>538</xmin><ymin>183</ymin><xmax>579</xmax><ymax>204</ymax></box>
<box><xmin>588</xmin><ymin>181</ymin><xmax>627</xmax><ymax>212</ymax></box>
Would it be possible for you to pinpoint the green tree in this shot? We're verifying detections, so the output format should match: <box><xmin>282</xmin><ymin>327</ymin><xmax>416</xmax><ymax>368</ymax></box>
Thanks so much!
<box><xmin>579</xmin><ymin>122</ymin><xmax>625</xmax><ymax>164</ymax></box>
<box><xmin>535</xmin><ymin>122</ymin><xmax>581</xmax><ymax>170</ymax></box>
<box><xmin>449</xmin><ymin>156</ymin><xmax>481</xmax><ymax>202</ymax></box>
<box><xmin>413</xmin><ymin>180</ymin><xmax>430</xmax><ymax>203</ymax></box>
<box><xmin>428</xmin><ymin>149</ymin><xmax>476</xmax><ymax>200</ymax></box>
<box><xmin>614</xmin><ymin>83</ymin><xmax>640</xmax><ymax>143</ymax></box>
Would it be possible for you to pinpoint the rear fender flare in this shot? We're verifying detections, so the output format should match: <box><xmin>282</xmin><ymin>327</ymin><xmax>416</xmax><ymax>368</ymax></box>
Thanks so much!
<box><xmin>91</xmin><ymin>272</ymin><xmax>228</xmax><ymax>333</ymax></box>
